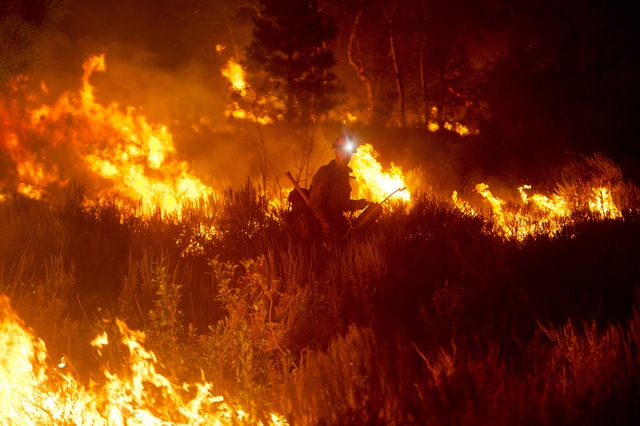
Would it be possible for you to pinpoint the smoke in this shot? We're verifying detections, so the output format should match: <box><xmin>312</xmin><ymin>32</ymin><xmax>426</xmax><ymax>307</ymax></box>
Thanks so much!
<box><xmin>7</xmin><ymin>0</ymin><xmax>267</xmax><ymax>193</ymax></box>
<box><xmin>2</xmin><ymin>0</ymin><xmax>554</xmax><ymax>203</ymax></box>
<box><xmin>10</xmin><ymin>0</ymin><xmax>357</xmax><ymax>196</ymax></box>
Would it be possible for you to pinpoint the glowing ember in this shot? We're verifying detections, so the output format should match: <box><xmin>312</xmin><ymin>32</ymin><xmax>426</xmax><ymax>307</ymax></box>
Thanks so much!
<box><xmin>343</xmin><ymin>111</ymin><xmax>358</xmax><ymax>124</ymax></box>
<box><xmin>443</xmin><ymin>121</ymin><xmax>470</xmax><ymax>136</ymax></box>
<box><xmin>350</xmin><ymin>143</ymin><xmax>410</xmax><ymax>203</ymax></box>
<box><xmin>0</xmin><ymin>295</ymin><xmax>287</xmax><ymax>425</ymax></box>
<box><xmin>1</xmin><ymin>54</ymin><xmax>214</xmax><ymax>214</ymax></box>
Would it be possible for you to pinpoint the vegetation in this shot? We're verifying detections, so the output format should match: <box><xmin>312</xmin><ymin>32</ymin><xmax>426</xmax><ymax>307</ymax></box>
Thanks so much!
<box><xmin>245</xmin><ymin>0</ymin><xmax>340</xmax><ymax>124</ymax></box>
<box><xmin>1</xmin><ymin>156</ymin><xmax>640</xmax><ymax>424</ymax></box>
<box><xmin>0</xmin><ymin>0</ymin><xmax>69</xmax><ymax>82</ymax></box>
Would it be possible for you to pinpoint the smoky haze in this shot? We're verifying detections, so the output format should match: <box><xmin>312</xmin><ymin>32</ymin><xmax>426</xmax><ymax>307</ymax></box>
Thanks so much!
<box><xmin>21</xmin><ymin>0</ymin><xmax>465</xmax><ymax>199</ymax></box>
<box><xmin>10</xmin><ymin>0</ymin><xmax>637</xmax><ymax>205</ymax></box>
<box><xmin>25</xmin><ymin>0</ymin><xmax>296</xmax><ymax>192</ymax></box>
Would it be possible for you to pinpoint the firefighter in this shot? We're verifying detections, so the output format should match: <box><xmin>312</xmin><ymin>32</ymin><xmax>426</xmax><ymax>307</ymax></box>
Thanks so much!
<box><xmin>309</xmin><ymin>134</ymin><xmax>369</xmax><ymax>245</ymax></box>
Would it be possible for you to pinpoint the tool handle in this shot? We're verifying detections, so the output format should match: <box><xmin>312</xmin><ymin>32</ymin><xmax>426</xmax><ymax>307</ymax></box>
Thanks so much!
<box><xmin>286</xmin><ymin>171</ymin><xmax>334</xmax><ymax>250</ymax></box>
<box><xmin>285</xmin><ymin>171</ymin><xmax>321</xmax><ymax>220</ymax></box>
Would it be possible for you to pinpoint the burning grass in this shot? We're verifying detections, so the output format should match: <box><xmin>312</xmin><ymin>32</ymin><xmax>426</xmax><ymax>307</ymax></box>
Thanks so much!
<box><xmin>2</xmin><ymin>53</ymin><xmax>640</xmax><ymax>424</ymax></box>
<box><xmin>0</xmin><ymin>171</ymin><xmax>639</xmax><ymax>424</ymax></box>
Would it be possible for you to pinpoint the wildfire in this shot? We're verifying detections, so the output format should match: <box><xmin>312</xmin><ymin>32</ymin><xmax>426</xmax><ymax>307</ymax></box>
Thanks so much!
<box><xmin>0</xmin><ymin>295</ymin><xmax>286</xmax><ymax>425</ymax></box>
<box><xmin>221</xmin><ymin>59</ymin><xmax>247</xmax><ymax>96</ymax></box>
<box><xmin>453</xmin><ymin>182</ymin><xmax>622</xmax><ymax>240</ymax></box>
<box><xmin>426</xmin><ymin>107</ymin><xmax>474</xmax><ymax>136</ymax></box>
<box><xmin>350</xmin><ymin>143</ymin><xmax>410</xmax><ymax>204</ymax></box>
<box><xmin>1</xmin><ymin>54</ymin><xmax>214</xmax><ymax>214</ymax></box>
<box><xmin>221</xmin><ymin>59</ymin><xmax>274</xmax><ymax>125</ymax></box>
<box><xmin>443</xmin><ymin>121</ymin><xmax>471</xmax><ymax>136</ymax></box>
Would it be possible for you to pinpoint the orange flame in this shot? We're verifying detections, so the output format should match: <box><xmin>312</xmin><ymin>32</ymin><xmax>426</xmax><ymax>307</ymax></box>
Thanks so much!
<box><xmin>221</xmin><ymin>59</ymin><xmax>274</xmax><ymax>125</ymax></box>
<box><xmin>0</xmin><ymin>295</ymin><xmax>287</xmax><ymax>425</ymax></box>
<box><xmin>221</xmin><ymin>59</ymin><xmax>247</xmax><ymax>96</ymax></box>
<box><xmin>2</xmin><ymin>54</ymin><xmax>214</xmax><ymax>214</ymax></box>
<box><xmin>453</xmin><ymin>182</ymin><xmax>622</xmax><ymax>240</ymax></box>
<box><xmin>350</xmin><ymin>143</ymin><xmax>410</xmax><ymax>203</ymax></box>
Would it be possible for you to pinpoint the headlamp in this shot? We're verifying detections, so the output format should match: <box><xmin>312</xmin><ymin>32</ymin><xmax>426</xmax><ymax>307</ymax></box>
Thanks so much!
<box><xmin>332</xmin><ymin>134</ymin><xmax>356</xmax><ymax>153</ymax></box>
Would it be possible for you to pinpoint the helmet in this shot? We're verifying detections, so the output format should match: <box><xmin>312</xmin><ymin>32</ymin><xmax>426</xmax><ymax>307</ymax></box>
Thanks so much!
<box><xmin>332</xmin><ymin>134</ymin><xmax>355</xmax><ymax>153</ymax></box>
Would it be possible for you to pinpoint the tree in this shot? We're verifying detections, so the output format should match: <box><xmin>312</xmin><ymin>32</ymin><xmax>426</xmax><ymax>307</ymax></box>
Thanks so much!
<box><xmin>244</xmin><ymin>0</ymin><xmax>340</xmax><ymax>124</ymax></box>
<box><xmin>347</xmin><ymin>9</ymin><xmax>376</xmax><ymax>121</ymax></box>
<box><xmin>481</xmin><ymin>0</ymin><xmax>640</xmax><ymax>174</ymax></box>
<box><xmin>0</xmin><ymin>0</ymin><xmax>68</xmax><ymax>82</ymax></box>
<box><xmin>329</xmin><ymin>0</ymin><xmax>486</xmax><ymax>129</ymax></box>
<box><xmin>177</xmin><ymin>0</ymin><xmax>256</xmax><ymax>63</ymax></box>
<box><xmin>376</xmin><ymin>0</ymin><xmax>406</xmax><ymax>127</ymax></box>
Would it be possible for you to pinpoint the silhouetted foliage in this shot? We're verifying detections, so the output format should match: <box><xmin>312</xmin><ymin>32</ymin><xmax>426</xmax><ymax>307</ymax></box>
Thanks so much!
<box><xmin>245</xmin><ymin>0</ymin><xmax>340</xmax><ymax>124</ymax></box>
<box><xmin>0</xmin><ymin>0</ymin><xmax>68</xmax><ymax>82</ymax></box>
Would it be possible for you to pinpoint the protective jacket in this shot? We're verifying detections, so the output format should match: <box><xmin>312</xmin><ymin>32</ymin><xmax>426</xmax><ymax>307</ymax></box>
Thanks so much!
<box><xmin>309</xmin><ymin>160</ymin><xmax>366</xmax><ymax>240</ymax></box>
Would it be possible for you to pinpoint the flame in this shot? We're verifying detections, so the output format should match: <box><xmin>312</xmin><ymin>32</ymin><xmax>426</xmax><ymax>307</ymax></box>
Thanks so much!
<box><xmin>221</xmin><ymin>59</ymin><xmax>247</xmax><ymax>96</ymax></box>
<box><xmin>425</xmin><ymin>107</ymin><xmax>475</xmax><ymax>135</ymax></box>
<box><xmin>1</xmin><ymin>54</ymin><xmax>214</xmax><ymax>213</ymax></box>
<box><xmin>453</xmin><ymin>182</ymin><xmax>622</xmax><ymax>240</ymax></box>
<box><xmin>0</xmin><ymin>114</ymin><xmax>63</xmax><ymax>199</ymax></box>
<box><xmin>350</xmin><ymin>143</ymin><xmax>410</xmax><ymax>203</ymax></box>
<box><xmin>342</xmin><ymin>111</ymin><xmax>358</xmax><ymax>124</ymax></box>
<box><xmin>0</xmin><ymin>294</ymin><xmax>287</xmax><ymax>425</ymax></box>
<box><xmin>443</xmin><ymin>122</ymin><xmax>470</xmax><ymax>136</ymax></box>
<box><xmin>588</xmin><ymin>187</ymin><xmax>621</xmax><ymax>219</ymax></box>
<box><xmin>221</xmin><ymin>59</ymin><xmax>274</xmax><ymax>125</ymax></box>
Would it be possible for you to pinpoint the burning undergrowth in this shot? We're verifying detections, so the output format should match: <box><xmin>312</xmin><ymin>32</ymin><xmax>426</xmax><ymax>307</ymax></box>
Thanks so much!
<box><xmin>0</xmin><ymin>292</ymin><xmax>286</xmax><ymax>425</ymax></box>
<box><xmin>1</xmin><ymin>54</ymin><xmax>215</xmax><ymax>213</ymax></box>
<box><xmin>2</xmin><ymin>54</ymin><xmax>640</xmax><ymax>424</ymax></box>
<box><xmin>0</xmin><ymin>174</ymin><xmax>639</xmax><ymax>424</ymax></box>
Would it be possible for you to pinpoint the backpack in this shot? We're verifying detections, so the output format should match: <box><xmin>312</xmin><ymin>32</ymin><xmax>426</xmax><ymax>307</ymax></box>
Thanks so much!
<box><xmin>284</xmin><ymin>188</ymin><xmax>322</xmax><ymax>240</ymax></box>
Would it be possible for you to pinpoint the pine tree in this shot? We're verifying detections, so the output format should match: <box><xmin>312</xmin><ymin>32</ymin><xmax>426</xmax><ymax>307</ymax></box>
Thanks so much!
<box><xmin>245</xmin><ymin>0</ymin><xmax>339</xmax><ymax>124</ymax></box>
<box><xmin>0</xmin><ymin>0</ymin><xmax>69</xmax><ymax>82</ymax></box>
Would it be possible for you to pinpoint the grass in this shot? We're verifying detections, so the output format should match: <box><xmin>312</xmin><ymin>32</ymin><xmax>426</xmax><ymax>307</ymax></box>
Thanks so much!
<box><xmin>1</xmin><ymin>166</ymin><xmax>640</xmax><ymax>424</ymax></box>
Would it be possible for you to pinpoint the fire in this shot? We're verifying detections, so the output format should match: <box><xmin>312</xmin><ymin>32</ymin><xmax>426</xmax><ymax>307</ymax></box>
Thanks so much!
<box><xmin>1</xmin><ymin>54</ymin><xmax>214</xmax><ymax>214</ymax></box>
<box><xmin>425</xmin><ymin>107</ymin><xmax>474</xmax><ymax>136</ymax></box>
<box><xmin>453</xmin><ymin>182</ymin><xmax>623</xmax><ymax>240</ymax></box>
<box><xmin>588</xmin><ymin>187</ymin><xmax>621</xmax><ymax>219</ymax></box>
<box><xmin>342</xmin><ymin>111</ymin><xmax>358</xmax><ymax>124</ymax></box>
<box><xmin>0</xmin><ymin>295</ymin><xmax>287</xmax><ymax>425</ymax></box>
<box><xmin>221</xmin><ymin>59</ymin><xmax>274</xmax><ymax>125</ymax></box>
<box><xmin>443</xmin><ymin>121</ymin><xmax>471</xmax><ymax>136</ymax></box>
<box><xmin>350</xmin><ymin>143</ymin><xmax>410</xmax><ymax>203</ymax></box>
<box><xmin>0</xmin><ymin>116</ymin><xmax>63</xmax><ymax>200</ymax></box>
<box><xmin>221</xmin><ymin>59</ymin><xmax>247</xmax><ymax>96</ymax></box>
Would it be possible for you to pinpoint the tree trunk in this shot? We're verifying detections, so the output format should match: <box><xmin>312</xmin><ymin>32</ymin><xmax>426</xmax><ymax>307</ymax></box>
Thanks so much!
<box><xmin>420</xmin><ymin>0</ymin><xmax>430</xmax><ymax>129</ymax></box>
<box><xmin>388</xmin><ymin>16</ymin><xmax>406</xmax><ymax>127</ymax></box>
<box><xmin>225</xmin><ymin>15</ymin><xmax>240</xmax><ymax>60</ymax></box>
<box><xmin>347</xmin><ymin>10</ymin><xmax>375</xmax><ymax>122</ymax></box>
<box><xmin>379</xmin><ymin>2</ymin><xmax>406</xmax><ymax>127</ymax></box>
<box><xmin>286</xmin><ymin>53</ymin><xmax>296</xmax><ymax>123</ymax></box>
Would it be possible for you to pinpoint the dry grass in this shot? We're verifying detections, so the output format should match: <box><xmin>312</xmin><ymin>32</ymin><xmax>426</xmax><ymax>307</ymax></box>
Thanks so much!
<box><xmin>0</xmin><ymin>161</ymin><xmax>639</xmax><ymax>423</ymax></box>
